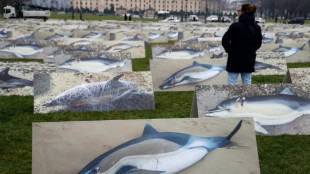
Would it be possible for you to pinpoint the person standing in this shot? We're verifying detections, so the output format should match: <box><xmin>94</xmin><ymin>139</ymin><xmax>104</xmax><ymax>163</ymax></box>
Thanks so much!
<box><xmin>222</xmin><ymin>4</ymin><xmax>262</xmax><ymax>85</ymax></box>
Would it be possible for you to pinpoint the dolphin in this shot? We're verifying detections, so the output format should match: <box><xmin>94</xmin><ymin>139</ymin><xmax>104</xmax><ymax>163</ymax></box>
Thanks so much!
<box><xmin>185</xmin><ymin>33</ymin><xmax>208</xmax><ymax>42</ymax></box>
<box><xmin>106</xmin><ymin>43</ymin><xmax>139</xmax><ymax>53</ymax></box>
<box><xmin>156</xmin><ymin>49</ymin><xmax>206</xmax><ymax>59</ymax></box>
<box><xmin>0</xmin><ymin>45</ymin><xmax>43</xmax><ymax>58</ymax></box>
<box><xmin>58</xmin><ymin>58</ymin><xmax>126</xmax><ymax>73</ymax></box>
<box><xmin>78</xmin><ymin>120</ymin><xmax>243</xmax><ymax>174</ymax></box>
<box><xmin>82</xmin><ymin>32</ymin><xmax>106</xmax><ymax>39</ymax></box>
<box><xmin>212</xmin><ymin>51</ymin><xmax>227</xmax><ymax>59</ymax></box>
<box><xmin>0</xmin><ymin>29</ymin><xmax>8</xmax><ymax>38</ymax></box>
<box><xmin>0</xmin><ymin>68</ymin><xmax>33</xmax><ymax>88</ymax></box>
<box><xmin>71</xmin><ymin>40</ymin><xmax>93</xmax><ymax>47</ymax></box>
<box><xmin>43</xmin><ymin>74</ymin><xmax>138</xmax><ymax>107</ymax></box>
<box><xmin>45</xmin><ymin>33</ymin><xmax>73</xmax><ymax>41</ymax></box>
<box><xmin>262</xmin><ymin>34</ymin><xmax>273</xmax><ymax>43</ymax></box>
<box><xmin>208</xmin><ymin>45</ymin><xmax>222</xmax><ymax>52</ymax></box>
<box><xmin>272</xmin><ymin>44</ymin><xmax>305</xmax><ymax>57</ymax></box>
<box><xmin>167</xmin><ymin>31</ymin><xmax>178</xmax><ymax>39</ymax></box>
<box><xmin>254</xmin><ymin>61</ymin><xmax>282</xmax><ymax>71</ymax></box>
<box><xmin>205</xmin><ymin>87</ymin><xmax>310</xmax><ymax>134</ymax></box>
<box><xmin>119</xmin><ymin>35</ymin><xmax>144</xmax><ymax>41</ymax></box>
<box><xmin>160</xmin><ymin>61</ymin><xmax>226</xmax><ymax>89</ymax></box>
<box><xmin>14</xmin><ymin>32</ymin><xmax>36</xmax><ymax>40</ymax></box>
<box><xmin>148</xmin><ymin>32</ymin><xmax>164</xmax><ymax>40</ymax></box>
<box><xmin>213</xmin><ymin>32</ymin><xmax>223</xmax><ymax>37</ymax></box>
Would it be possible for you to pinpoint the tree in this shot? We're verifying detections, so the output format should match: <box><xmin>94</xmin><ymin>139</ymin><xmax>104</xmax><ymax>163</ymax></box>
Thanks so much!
<box><xmin>110</xmin><ymin>4</ymin><xmax>115</xmax><ymax>14</ymax></box>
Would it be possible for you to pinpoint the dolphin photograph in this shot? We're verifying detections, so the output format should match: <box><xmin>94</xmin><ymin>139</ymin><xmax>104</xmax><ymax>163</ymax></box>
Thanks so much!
<box><xmin>160</xmin><ymin>61</ymin><xmax>225</xmax><ymax>89</ymax></box>
<box><xmin>0</xmin><ymin>67</ymin><xmax>33</xmax><ymax>89</ymax></box>
<box><xmin>34</xmin><ymin>72</ymin><xmax>155</xmax><ymax>113</ymax></box>
<box><xmin>155</xmin><ymin>49</ymin><xmax>206</xmax><ymax>59</ymax></box>
<box><xmin>78</xmin><ymin>121</ymin><xmax>242</xmax><ymax>174</ymax></box>
<box><xmin>195</xmin><ymin>84</ymin><xmax>310</xmax><ymax>135</ymax></box>
<box><xmin>272</xmin><ymin>44</ymin><xmax>305</xmax><ymax>57</ymax></box>
<box><xmin>0</xmin><ymin>44</ymin><xmax>43</xmax><ymax>58</ymax></box>
<box><xmin>32</xmin><ymin>118</ymin><xmax>260</xmax><ymax>174</ymax></box>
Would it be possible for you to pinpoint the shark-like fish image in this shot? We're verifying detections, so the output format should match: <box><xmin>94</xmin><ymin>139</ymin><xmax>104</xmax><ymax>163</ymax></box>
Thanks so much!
<box><xmin>0</xmin><ymin>68</ymin><xmax>33</xmax><ymax>88</ymax></box>
<box><xmin>78</xmin><ymin>120</ymin><xmax>242</xmax><ymax>174</ymax></box>
<box><xmin>82</xmin><ymin>32</ymin><xmax>106</xmax><ymax>39</ymax></box>
<box><xmin>43</xmin><ymin>74</ymin><xmax>138</xmax><ymax>107</ymax></box>
<box><xmin>156</xmin><ymin>49</ymin><xmax>206</xmax><ymax>59</ymax></box>
<box><xmin>262</xmin><ymin>34</ymin><xmax>273</xmax><ymax>43</ymax></box>
<box><xmin>254</xmin><ymin>61</ymin><xmax>282</xmax><ymax>71</ymax></box>
<box><xmin>148</xmin><ymin>32</ymin><xmax>164</xmax><ymax>40</ymax></box>
<box><xmin>0</xmin><ymin>45</ymin><xmax>43</xmax><ymax>58</ymax></box>
<box><xmin>205</xmin><ymin>87</ymin><xmax>310</xmax><ymax>134</ymax></box>
<box><xmin>106</xmin><ymin>43</ymin><xmax>139</xmax><ymax>52</ymax></box>
<box><xmin>160</xmin><ymin>61</ymin><xmax>226</xmax><ymax>89</ymax></box>
<box><xmin>58</xmin><ymin>58</ymin><xmax>126</xmax><ymax>73</ymax></box>
<box><xmin>272</xmin><ymin>44</ymin><xmax>305</xmax><ymax>57</ymax></box>
<box><xmin>45</xmin><ymin>33</ymin><xmax>73</xmax><ymax>41</ymax></box>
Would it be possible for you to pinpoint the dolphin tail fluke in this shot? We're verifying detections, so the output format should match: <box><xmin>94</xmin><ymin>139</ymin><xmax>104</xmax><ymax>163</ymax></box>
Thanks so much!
<box><xmin>254</xmin><ymin>122</ymin><xmax>268</xmax><ymax>134</ymax></box>
<box><xmin>300</xmin><ymin>43</ymin><xmax>305</xmax><ymax>50</ymax></box>
<box><xmin>226</xmin><ymin>120</ymin><xmax>242</xmax><ymax>140</ymax></box>
<box><xmin>0</xmin><ymin>67</ymin><xmax>10</xmax><ymax>75</ymax></box>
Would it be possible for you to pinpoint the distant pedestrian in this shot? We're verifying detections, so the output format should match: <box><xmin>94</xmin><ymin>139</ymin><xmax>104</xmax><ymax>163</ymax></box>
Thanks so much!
<box><xmin>275</xmin><ymin>14</ymin><xmax>278</xmax><ymax>23</ymax></box>
<box><xmin>124</xmin><ymin>14</ymin><xmax>127</xmax><ymax>21</ymax></box>
<box><xmin>222</xmin><ymin>4</ymin><xmax>262</xmax><ymax>85</ymax></box>
<box><xmin>129</xmin><ymin>14</ymin><xmax>132</xmax><ymax>21</ymax></box>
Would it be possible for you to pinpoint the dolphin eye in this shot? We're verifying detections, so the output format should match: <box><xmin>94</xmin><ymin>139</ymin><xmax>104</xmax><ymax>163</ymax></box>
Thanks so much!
<box><xmin>92</xmin><ymin>167</ymin><xmax>100</xmax><ymax>174</ymax></box>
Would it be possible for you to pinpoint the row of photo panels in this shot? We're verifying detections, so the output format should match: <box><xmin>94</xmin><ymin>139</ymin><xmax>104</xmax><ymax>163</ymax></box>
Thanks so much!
<box><xmin>1</xmin><ymin>16</ymin><xmax>310</xmax><ymax>174</ymax></box>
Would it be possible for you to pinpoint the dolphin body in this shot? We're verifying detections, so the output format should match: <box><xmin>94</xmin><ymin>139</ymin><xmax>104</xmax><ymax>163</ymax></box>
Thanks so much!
<box><xmin>78</xmin><ymin>120</ymin><xmax>242</xmax><ymax>174</ymax></box>
<box><xmin>43</xmin><ymin>74</ymin><xmax>138</xmax><ymax>107</ymax></box>
<box><xmin>58</xmin><ymin>58</ymin><xmax>126</xmax><ymax>73</ymax></box>
<box><xmin>119</xmin><ymin>35</ymin><xmax>144</xmax><ymax>41</ymax></box>
<box><xmin>0</xmin><ymin>45</ymin><xmax>43</xmax><ymax>58</ymax></box>
<box><xmin>148</xmin><ymin>32</ymin><xmax>164</xmax><ymax>40</ymax></box>
<box><xmin>206</xmin><ymin>87</ymin><xmax>310</xmax><ymax>134</ymax></box>
<box><xmin>45</xmin><ymin>33</ymin><xmax>73</xmax><ymax>41</ymax></box>
<box><xmin>0</xmin><ymin>68</ymin><xmax>33</xmax><ymax>88</ymax></box>
<box><xmin>82</xmin><ymin>32</ymin><xmax>106</xmax><ymax>39</ymax></box>
<box><xmin>160</xmin><ymin>61</ymin><xmax>226</xmax><ymax>89</ymax></box>
<box><xmin>14</xmin><ymin>32</ymin><xmax>35</xmax><ymax>40</ymax></box>
<box><xmin>167</xmin><ymin>31</ymin><xmax>178</xmax><ymax>39</ymax></box>
<box><xmin>262</xmin><ymin>34</ymin><xmax>273</xmax><ymax>43</ymax></box>
<box><xmin>185</xmin><ymin>33</ymin><xmax>208</xmax><ymax>42</ymax></box>
<box><xmin>254</xmin><ymin>61</ymin><xmax>282</xmax><ymax>71</ymax></box>
<box><xmin>106</xmin><ymin>43</ymin><xmax>139</xmax><ymax>52</ymax></box>
<box><xmin>272</xmin><ymin>44</ymin><xmax>305</xmax><ymax>57</ymax></box>
<box><xmin>156</xmin><ymin>49</ymin><xmax>206</xmax><ymax>59</ymax></box>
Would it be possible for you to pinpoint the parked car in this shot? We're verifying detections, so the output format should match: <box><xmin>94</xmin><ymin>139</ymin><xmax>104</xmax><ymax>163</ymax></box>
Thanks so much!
<box><xmin>255</xmin><ymin>17</ymin><xmax>265</xmax><ymax>23</ymax></box>
<box><xmin>288</xmin><ymin>17</ymin><xmax>305</xmax><ymax>25</ymax></box>
<box><xmin>189</xmin><ymin>15</ymin><xmax>199</xmax><ymax>21</ymax></box>
<box><xmin>221</xmin><ymin>16</ymin><xmax>231</xmax><ymax>23</ymax></box>
<box><xmin>206</xmin><ymin>15</ymin><xmax>218</xmax><ymax>22</ymax></box>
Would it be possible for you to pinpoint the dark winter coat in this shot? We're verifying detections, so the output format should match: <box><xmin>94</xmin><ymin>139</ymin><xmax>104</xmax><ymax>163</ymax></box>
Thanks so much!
<box><xmin>222</xmin><ymin>12</ymin><xmax>262</xmax><ymax>72</ymax></box>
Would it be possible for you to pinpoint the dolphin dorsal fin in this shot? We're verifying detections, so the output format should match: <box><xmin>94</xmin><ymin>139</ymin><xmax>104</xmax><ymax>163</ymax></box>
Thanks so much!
<box><xmin>279</xmin><ymin>87</ymin><xmax>295</xmax><ymax>95</ymax></box>
<box><xmin>109</xmin><ymin>74</ymin><xmax>124</xmax><ymax>83</ymax></box>
<box><xmin>142</xmin><ymin>124</ymin><xmax>159</xmax><ymax>136</ymax></box>
<box><xmin>0</xmin><ymin>67</ymin><xmax>9</xmax><ymax>76</ymax></box>
<box><xmin>192</xmin><ymin>61</ymin><xmax>199</xmax><ymax>66</ymax></box>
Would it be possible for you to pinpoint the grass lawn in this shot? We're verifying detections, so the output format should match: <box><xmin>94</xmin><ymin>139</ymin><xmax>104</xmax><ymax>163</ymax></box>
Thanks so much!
<box><xmin>0</xmin><ymin>18</ymin><xmax>310</xmax><ymax>174</ymax></box>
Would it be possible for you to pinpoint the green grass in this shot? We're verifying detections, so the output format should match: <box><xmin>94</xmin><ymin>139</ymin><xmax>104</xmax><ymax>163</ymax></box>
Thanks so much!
<box><xmin>0</xmin><ymin>58</ymin><xmax>43</xmax><ymax>62</ymax></box>
<box><xmin>287</xmin><ymin>62</ymin><xmax>310</xmax><ymax>68</ymax></box>
<box><xmin>252</xmin><ymin>75</ymin><xmax>285</xmax><ymax>84</ymax></box>
<box><xmin>50</xmin><ymin>13</ymin><xmax>160</xmax><ymax>22</ymax></box>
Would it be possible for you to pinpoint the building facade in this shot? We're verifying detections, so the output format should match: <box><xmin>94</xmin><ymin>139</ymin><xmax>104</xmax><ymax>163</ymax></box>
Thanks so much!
<box><xmin>70</xmin><ymin>0</ymin><xmax>221</xmax><ymax>14</ymax></box>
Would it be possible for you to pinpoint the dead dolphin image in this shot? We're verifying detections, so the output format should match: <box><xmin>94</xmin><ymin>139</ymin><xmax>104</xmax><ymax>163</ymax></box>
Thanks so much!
<box><xmin>43</xmin><ymin>74</ymin><xmax>138</xmax><ymax>107</ymax></box>
<box><xmin>148</xmin><ymin>32</ymin><xmax>164</xmax><ymax>40</ymax></box>
<box><xmin>272</xmin><ymin>44</ymin><xmax>305</xmax><ymax>57</ymax></box>
<box><xmin>254</xmin><ymin>61</ymin><xmax>282</xmax><ymax>71</ymax></box>
<box><xmin>45</xmin><ymin>33</ymin><xmax>73</xmax><ymax>41</ymax></box>
<box><xmin>167</xmin><ymin>31</ymin><xmax>178</xmax><ymax>39</ymax></box>
<box><xmin>78</xmin><ymin>120</ymin><xmax>242</xmax><ymax>174</ymax></box>
<box><xmin>262</xmin><ymin>34</ymin><xmax>273</xmax><ymax>43</ymax></box>
<box><xmin>119</xmin><ymin>35</ymin><xmax>144</xmax><ymax>41</ymax></box>
<box><xmin>106</xmin><ymin>43</ymin><xmax>139</xmax><ymax>53</ymax></box>
<box><xmin>58</xmin><ymin>58</ymin><xmax>126</xmax><ymax>73</ymax></box>
<box><xmin>160</xmin><ymin>61</ymin><xmax>226</xmax><ymax>89</ymax></box>
<box><xmin>185</xmin><ymin>33</ymin><xmax>208</xmax><ymax>42</ymax></box>
<box><xmin>156</xmin><ymin>49</ymin><xmax>206</xmax><ymax>59</ymax></box>
<box><xmin>206</xmin><ymin>87</ymin><xmax>310</xmax><ymax>134</ymax></box>
<box><xmin>70</xmin><ymin>40</ymin><xmax>93</xmax><ymax>47</ymax></box>
<box><xmin>14</xmin><ymin>32</ymin><xmax>35</xmax><ymax>40</ymax></box>
<box><xmin>208</xmin><ymin>45</ymin><xmax>222</xmax><ymax>52</ymax></box>
<box><xmin>0</xmin><ymin>68</ymin><xmax>33</xmax><ymax>88</ymax></box>
<box><xmin>82</xmin><ymin>32</ymin><xmax>106</xmax><ymax>39</ymax></box>
<box><xmin>0</xmin><ymin>44</ymin><xmax>43</xmax><ymax>58</ymax></box>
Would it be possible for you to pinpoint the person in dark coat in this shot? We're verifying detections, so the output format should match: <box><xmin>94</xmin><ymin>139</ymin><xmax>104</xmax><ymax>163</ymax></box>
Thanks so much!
<box><xmin>222</xmin><ymin>4</ymin><xmax>262</xmax><ymax>85</ymax></box>
<box><xmin>124</xmin><ymin>14</ymin><xmax>127</xmax><ymax>21</ymax></box>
